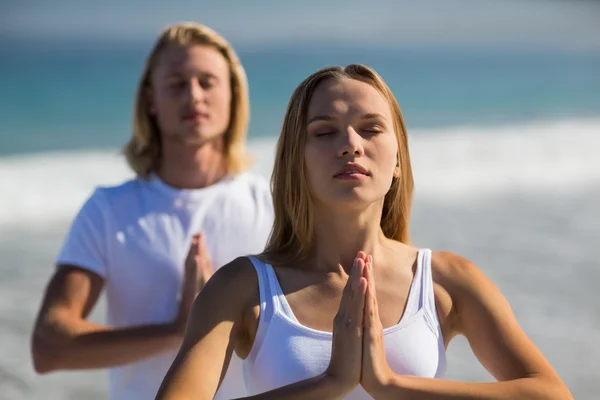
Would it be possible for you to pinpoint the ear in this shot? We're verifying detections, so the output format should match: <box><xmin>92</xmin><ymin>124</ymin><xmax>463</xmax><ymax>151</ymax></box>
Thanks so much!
<box><xmin>393</xmin><ymin>156</ymin><xmax>401</xmax><ymax>178</ymax></box>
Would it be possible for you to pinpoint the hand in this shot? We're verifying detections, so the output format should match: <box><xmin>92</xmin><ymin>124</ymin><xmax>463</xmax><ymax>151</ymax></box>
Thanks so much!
<box><xmin>324</xmin><ymin>253</ymin><xmax>368</xmax><ymax>394</ymax></box>
<box><xmin>186</xmin><ymin>232</ymin><xmax>214</xmax><ymax>288</ymax></box>
<box><xmin>361</xmin><ymin>255</ymin><xmax>395</xmax><ymax>396</ymax></box>
<box><xmin>174</xmin><ymin>233</ymin><xmax>214</xmax><ymax>333</ymax></box>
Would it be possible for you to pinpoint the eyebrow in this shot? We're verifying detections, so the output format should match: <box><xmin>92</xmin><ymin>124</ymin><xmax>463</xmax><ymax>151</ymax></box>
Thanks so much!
<box><xmin>307</xmin><ymin>113</ymin><xmax>386</xmax><ymax>125</ymax></box>
<box><xmin>163</xmin><ymin>70</ymin><xmax>219</xmax><ymax>80</ymax></box>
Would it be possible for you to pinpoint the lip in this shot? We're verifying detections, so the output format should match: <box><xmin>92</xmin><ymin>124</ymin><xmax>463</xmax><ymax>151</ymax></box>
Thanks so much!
<box><xmin>333</xmin><ymin>163</ymin><xmax>370</xmax><ymax>179</ymax></box>
<box><xmin>182</xmin><ymin>110</ymin><xmax>209</xmax><ymax>121</ymax></box>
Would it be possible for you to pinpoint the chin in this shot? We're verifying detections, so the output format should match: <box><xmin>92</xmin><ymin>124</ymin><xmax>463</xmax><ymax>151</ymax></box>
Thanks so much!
<box><xmin>176</xmin><ymin>128</ymin><xmax>222</xmax><ymax>146</ymax></box>
<box><xmin>319</xmin><ymin>189</ymin><xmax>383</xmax><ymax>211</ymax></box>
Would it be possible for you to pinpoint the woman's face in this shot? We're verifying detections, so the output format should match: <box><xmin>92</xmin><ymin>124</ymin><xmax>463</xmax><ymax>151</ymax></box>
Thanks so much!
<box><xmin>304</xmin><ymin>77</ymin><xmax>399</xmax><ymax>210</ymax></box>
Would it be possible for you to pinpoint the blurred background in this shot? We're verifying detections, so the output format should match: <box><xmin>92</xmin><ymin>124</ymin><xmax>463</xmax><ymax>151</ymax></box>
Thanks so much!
<box><xmin>1</xmin><ymin>0</ymin><xmax>599</xmax><ymax>399</ymax></box>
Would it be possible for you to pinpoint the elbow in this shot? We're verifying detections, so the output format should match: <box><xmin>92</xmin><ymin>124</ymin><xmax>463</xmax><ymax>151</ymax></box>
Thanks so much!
<box><xmin>549</xmin><ymin>386</ymin><xmax>574</xmax><ymax>400</ymax></box>
<box><xmin>551</xmin><ymin>384</ymin><xmax>574</xmax><ymax>400</ymax></box>
<box><xmin>32</xmin><ymin>350</ymin><xmax>57</xmax><ymax>374</ymax></box>
<box><xmin>31</xmin><ymin>335</ymin><xmax>64</xmax><ymax>374</ymax></box>
<box><xmin>32</xmin><ymin>353</ymin><xmax>55</xmax><ymax>375</ymax></box>
<box><xmin>534</xmin><ymin>376</ymin><xmax>573</xmax><ymax>400</ymax></box>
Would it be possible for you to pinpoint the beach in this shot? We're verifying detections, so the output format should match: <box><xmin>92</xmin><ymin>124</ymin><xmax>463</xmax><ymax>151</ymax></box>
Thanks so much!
<box><xmin>1</xmin><ymin>39</ymin><xmax>599</xmax><ymax>398</ymax></box>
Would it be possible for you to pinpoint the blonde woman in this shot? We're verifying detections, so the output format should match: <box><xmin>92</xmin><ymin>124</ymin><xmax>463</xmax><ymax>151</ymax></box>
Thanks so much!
<box><xmin>30</xmin><ymin>22</ymin><xmax>273</xmax><ymax>400</ymax></box>
<box><xmin>156</xmin><ymin>64</ymin><xmax>572</xmax><ymax>399</ymax></box>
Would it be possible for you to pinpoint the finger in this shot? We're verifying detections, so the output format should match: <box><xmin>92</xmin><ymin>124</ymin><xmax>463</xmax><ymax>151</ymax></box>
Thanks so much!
<box><xmin>195</xmin><ymin>255</ymin><xmax>212</xmax><ymax>271</ymax></box>
<box><xmin>193</xmin><ymin>233</ymin><xmax>201</xmax><ymax>246</ymax></box>
<box><xmin>352</xmin><ymin>276</ymin><xmax>367</xmax><ymax>331</ymax></box>
<box><xmin>363</xmin><ymin>256</ymin><xmax>375</xmax><ymax>292</ymax></box>
<box><xmin>187</xmin><ymin>234</ymin><xmax>200</xmax><ymax>256</ymax></box>
<box><xmin>338</xmin><ymin>258</ymin><xmax>361</xmax><ymax>320</ymax></box>
<box><xmin>198</xmin><ymin>232</ymin><xmax>207</xmax><ymax>254</ymax></box>
<box><xmin>187</xmin><ymin>235</ymin><xmax>199</xmax><ymax>260</ymax></box>
<box><xmin>354</xmin><ymin>258</ymin><xmax>365</xmax><ymax>291</ymax></box>
<box><xmin>334</xmin><ymin>274</ymin><xmax>351</xmax><ymax>332</ymax></box>
<box><xmin>363</xmin><ymin>280</ymin><xmax>375</xmax><ymax>330</ymax></box>
<box><xmin>356</xmin><ymin>251</ymin><xmax>368</xmax><ymax>262</ymax></box>
<box><xmin>197</xmin><ymin>253</ymin><xmax>213</xmax><ymax>269</ymax></box>
<box><xmin>342</xmin><ymin>260</ymin><xmax>357</xmax><ymax>298</ymax></box>
<box><xmin>185</xmin><ymin>236</ymin><xmax>201</xmax><ymax>272</ymax></box>
<box><xmin>202</xmin><ymin>256</ymin><xmax>214</xmax><ymax>274</ymax></box>
<box><xmin>350</xmin><ymin>259</ymin><xmax>366</xmax><ymax>327</ymax></box>
<box><xmin>367</xmin><ymin>257</ymin><xmax>380</xmax><ymax>319</ymax></box>
<box><xmin>199</xmin><ymin>233</ymin><xmax>214</xmax><ymax>262</ymax></box>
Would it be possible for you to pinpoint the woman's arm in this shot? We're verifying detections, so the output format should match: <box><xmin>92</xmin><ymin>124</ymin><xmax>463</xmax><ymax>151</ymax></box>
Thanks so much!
<box><xmin>364</xmin><ymin>251</ymin><xmax>573</xmax><ymax>399</ymax></box>
<box><xmin>156</xmin><ymin>255</ymin><xmax>369</xmax><ymax>400</ymax></box>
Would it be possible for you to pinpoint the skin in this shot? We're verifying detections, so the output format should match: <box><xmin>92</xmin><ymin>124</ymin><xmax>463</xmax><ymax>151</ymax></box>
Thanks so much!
<box><xmin>154</xmin><ymin>78</ymin><xmax>573</xmax><ymax>399</ymax></box>
<box><xmin>30</xmin><ymin>44</ymin><xmax>229</xmax><ymax>374</ymax></box>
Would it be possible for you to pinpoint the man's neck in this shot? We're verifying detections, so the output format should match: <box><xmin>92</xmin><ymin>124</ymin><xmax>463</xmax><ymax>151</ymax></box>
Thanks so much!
<box><xmin>156</xmin><ymin>139</ymin><xmax>226</xmax><ymax>189</ymax></box>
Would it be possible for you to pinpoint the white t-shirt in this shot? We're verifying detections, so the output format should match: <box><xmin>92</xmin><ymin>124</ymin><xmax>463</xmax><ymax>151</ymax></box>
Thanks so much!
<box><xmin>56</xmin><ymin>172</ymin><xmax>274</xmax><ymax>400</ymax></box>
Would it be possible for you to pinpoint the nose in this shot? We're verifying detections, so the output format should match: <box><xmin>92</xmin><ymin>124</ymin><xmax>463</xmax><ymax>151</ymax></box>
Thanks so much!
<box><xmin>186</xmin><ymin>79</ymin><xmax>206</xmax><ymax>104</ymax></box>
<box><xmin>337</xmin><ymin>127</ymin><xmax>365</xmax><ymax>158</ymax></box>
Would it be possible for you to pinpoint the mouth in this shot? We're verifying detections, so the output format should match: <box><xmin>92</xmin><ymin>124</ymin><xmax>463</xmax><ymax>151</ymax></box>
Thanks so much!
<box><xmin>182</xmin><ymin>111</ymin><xmax>209</xmax><ymax>122</ymax></box>
<box><xmin>333</xmin><ymin>163</ymin><xmax>370</xmax><ymax>179</ymax></box>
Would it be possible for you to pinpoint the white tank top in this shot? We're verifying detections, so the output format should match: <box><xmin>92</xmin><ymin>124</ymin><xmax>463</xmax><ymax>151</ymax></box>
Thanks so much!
<box><xmin>242</xmin><ymin>249</ymin><xmax>446</xmax><ymax>398</ymax></box>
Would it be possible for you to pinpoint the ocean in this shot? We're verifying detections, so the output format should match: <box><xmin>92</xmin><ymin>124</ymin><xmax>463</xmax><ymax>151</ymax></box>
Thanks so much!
<box><xmin>1</xmin><ymin>39</ymin><xmax>599</xmax><ymax>399</ymax></box>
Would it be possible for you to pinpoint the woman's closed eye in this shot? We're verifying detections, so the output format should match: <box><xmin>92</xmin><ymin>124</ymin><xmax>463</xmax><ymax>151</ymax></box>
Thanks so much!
<box><xmin>363</xmin><ymin>127</ymin><xmax>383</xmax><ymax>135</ymax></box>
<box><xmin>314</xmin><ymin>128</ymin><xmax>383</xmax><ymax>139</ymax></box>
<box><xmin>315</xmin><ymin>131</ymin><xmax>337</xmax><ymax>137</ymax></box>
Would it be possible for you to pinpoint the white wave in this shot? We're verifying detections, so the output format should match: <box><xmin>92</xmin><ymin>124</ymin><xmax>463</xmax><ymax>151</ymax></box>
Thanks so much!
<box><xmin>410</xmin><ymin>118</ymin><xmax>600</xmax><ymax>198</ymax></box>
<box><xmin>1</xmin><ymin>118</ymin><xmax>599</xmax><ymax>229</ymax></box>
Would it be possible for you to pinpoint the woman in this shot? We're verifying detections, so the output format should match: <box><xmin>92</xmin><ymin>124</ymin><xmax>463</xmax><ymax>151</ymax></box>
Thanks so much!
<box><xmin>30</xmin><ymin>22</ymin><xmax>273</xmax><ymax>400</ymax></box>
<box><xmin>155</xmin><ymin>64</ymin><xmax>572</xmax><ymax>399</ymax></box>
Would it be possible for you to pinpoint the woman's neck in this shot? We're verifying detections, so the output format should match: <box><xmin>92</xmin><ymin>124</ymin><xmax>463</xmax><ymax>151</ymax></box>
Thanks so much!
<box><xmin>308</xmin><ymin>205</ymin><xmax>388</xmax><ymax>274</ymax></box>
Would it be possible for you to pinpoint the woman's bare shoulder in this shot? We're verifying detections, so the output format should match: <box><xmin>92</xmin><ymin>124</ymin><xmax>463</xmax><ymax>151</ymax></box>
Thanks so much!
<box><xmin>430</xmin><ymin>250</ymin><xmax>488</xmax><ymax>292</ymax></box>
<box><xmin>190</xmin><ymin>256</ymin><xmax>260</xmax><ymax>320</ymax></box>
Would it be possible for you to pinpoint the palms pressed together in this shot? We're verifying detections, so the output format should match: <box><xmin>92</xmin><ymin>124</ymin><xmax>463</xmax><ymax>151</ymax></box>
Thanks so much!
<box><xmin>326</xmin><ymin>252</ymin><xmax>395</xmax><ymax>397</ymax></box>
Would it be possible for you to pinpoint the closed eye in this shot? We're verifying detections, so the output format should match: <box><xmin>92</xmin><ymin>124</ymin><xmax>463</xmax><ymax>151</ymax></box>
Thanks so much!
<box><xmin>315</xmin><ymin>131</ymin><xmax>336</xmax><ymax>137</ymax></box>
<box><xmin>167</xmin><ymin>80</ymin><xmax>186</xmax><ymax>90</ymax></box>
<box><xmin>199</xmin><ymin>77</ymin><xmax>217</xmax><ymax>90</ymax></box>
<box><xmin>315</xmin><ymin>128</ymin><xmax>381</xmax><ymax>138</ymax></box>
<box><xmin>361</xmin><ymin>122</ymin><xmax>386</xmax><ymax>136</ymax></box>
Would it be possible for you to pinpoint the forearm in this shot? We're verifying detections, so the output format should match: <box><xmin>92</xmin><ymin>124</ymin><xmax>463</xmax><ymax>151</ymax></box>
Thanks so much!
<box><xmin>159</xmin><ymin>373</ymin><xmax>351</xmax><ymax>400</ymax></box>
<box><xmin>33</xmin><ymin>319</ymin><xmax>181</xmax><ymax>372</ymax></box>
<box><xmin>241</xmin><ymin>374</ymin><xmax>351</xmax><ymax>400</ymax></box>
<box><xmin>372</xmin><ymin>375</ymin><xmax>573</xmax><ymax>400</ymax></box>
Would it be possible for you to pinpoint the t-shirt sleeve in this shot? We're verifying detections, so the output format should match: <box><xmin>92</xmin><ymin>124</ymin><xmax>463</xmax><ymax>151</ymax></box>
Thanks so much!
<box><xmin>252</xmin><ymin>174</ymin><xmax>275</xmax><ymax>244</ymax></box>
<box><xmin>56</xmin><ymin>188</ymin><xmax>109</xmax><ymax>278</ymax></box>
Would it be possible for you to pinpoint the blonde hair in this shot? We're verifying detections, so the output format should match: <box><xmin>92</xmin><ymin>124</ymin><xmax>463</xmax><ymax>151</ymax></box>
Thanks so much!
<box><xmin>264</xmin><ymin>64</ymin><xmax>414</xmax><ymax>262</ymax></box>
<box><xmin>123</xmin><ymin>22</ymin><xmax>251</xmax><ymax>177</ymax></box>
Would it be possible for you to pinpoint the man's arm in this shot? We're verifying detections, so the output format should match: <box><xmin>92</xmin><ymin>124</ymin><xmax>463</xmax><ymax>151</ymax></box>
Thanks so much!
<box><xmin>31</xmin><ymin>265</ymin><xmax>183</xmax><ymax>373</ymax></box>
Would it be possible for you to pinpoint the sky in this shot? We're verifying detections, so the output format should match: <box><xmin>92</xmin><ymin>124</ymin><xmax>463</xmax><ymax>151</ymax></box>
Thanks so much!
<box><xmin>2</xmin><ymin>0</ymin><xmax>600</xmax><ymax>51</ymax></box>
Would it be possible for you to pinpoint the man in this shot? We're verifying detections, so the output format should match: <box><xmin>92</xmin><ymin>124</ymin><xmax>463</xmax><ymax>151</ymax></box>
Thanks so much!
<box><xmin>31</xmin><ymin>22</ymin><xmax>273</xmax><ymax>400</ymax></box>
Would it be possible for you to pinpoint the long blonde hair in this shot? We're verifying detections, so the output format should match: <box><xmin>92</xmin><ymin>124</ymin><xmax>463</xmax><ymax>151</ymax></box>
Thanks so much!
<box><xmin>123</xmin><ymin>22</ymin><xmax>251</xmax><ymax>177</ymax></box>
<box><xmin>264</xmin><ymin>64</ymin><xmax>414</xmax><ymax>262</ymax></box>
